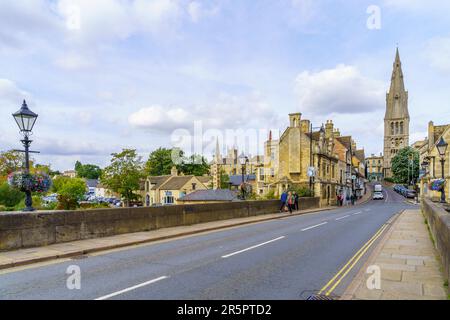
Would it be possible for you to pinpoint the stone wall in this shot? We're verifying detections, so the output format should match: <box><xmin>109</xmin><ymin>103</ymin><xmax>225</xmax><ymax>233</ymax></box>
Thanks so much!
<box><xmin>422</xmin><ymin>198</ymin><xmax>450</xmax><ymax>288</ymax></box>
<box><xmin>0</xmin><ymin>198</ymin><xmax>320</xmax><ymax>251</ymax></box>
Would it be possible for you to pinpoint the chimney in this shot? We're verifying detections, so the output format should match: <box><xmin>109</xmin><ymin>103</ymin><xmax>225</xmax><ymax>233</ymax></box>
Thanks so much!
<box><xmin>171</xmin><ymin>166</ymin><xmax>178</xmax><ymax>177</ymax></box>
<box><xmin>325</xmin><ymin>120</ymin><xmax>334</xmax><ymax>139</ymax></box>
<box><xmin>300</xmin><ymin>119</ymin><xmax>311</xmax><ymax>133</ymax></box>
<box><xmin>269</xmin><ymin>130</ymin><xmax>272</xmax><ymax>141</ymax></box>
<box><xmin>334</xmin><ymin>128</ymin><xmax>341</xmax><ymax>137</ymax></box>
<box><xmin>289</xmin><ymin>113</ymin><xmax>301</xmax><ymax>128</ymax></box>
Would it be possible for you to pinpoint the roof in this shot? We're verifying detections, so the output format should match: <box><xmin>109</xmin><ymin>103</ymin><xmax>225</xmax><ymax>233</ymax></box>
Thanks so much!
<box><xmin>148</xmin><ymin>175</ymin><xmax>172</xmax><ymax>190</ymax></box>
<box><xmin>336</xmin><ymin>136</ymin><xmax>352</xmax><ymax>150</ymax></box>
<box><xmin>228</xmin><ymin>174</ymin><xmax>256</xmax><ymax>186</ymax></box>
<box><xmin>197</xmin><ymin>176</ymin><xmax>212</xmax><ymax>184</ymax></box>
<box><xmin>178</xmin><ymin>189</ymin><xmax>238</xmax><ymax>202</ymax></box>
<box><xmin>159</xmin><ymin>176</ymin><xmax>196</xmax><ymax>190</ymax></box>
<box><xmin>354</xmin><ymin>149</ymin><xmax>366</xmax><ymax>162</ymax></box>
<box><xmin>85</xmin><ymin>179</ymin><xmax>99</xmax><ymax>188</ymax></box>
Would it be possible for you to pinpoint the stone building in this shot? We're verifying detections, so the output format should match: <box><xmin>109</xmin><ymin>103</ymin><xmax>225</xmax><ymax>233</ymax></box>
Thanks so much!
<box><xmin>143</xmin><ymin>167</ymin><xmax>208</xmax><ymax>206</ymax></box>
<box><xmin>383</xmin><ymin>48</ymin><xmax>410</xmax><ymax>178</ymax></box>
<box><xmin>419</xmin><ymin>121</ymin><xmax>450</xmax><ymax>202</ymax></box>
<box><xmin>366</xmin><ymin>153</ymin><xmax>384</xmax><ymax>182</ymax></box>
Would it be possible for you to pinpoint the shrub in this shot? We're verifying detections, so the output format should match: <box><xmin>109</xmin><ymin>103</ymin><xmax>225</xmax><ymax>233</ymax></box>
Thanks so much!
<box><xmin>0</xmin><ymin>205</ymin><xmax>6</xmax><ymax>212</ymax></box>
<box><xmin>0</xmin><ymin>182</ymin><xmax>24</xmax><ymax>207</ymax></box>
<box><xmin>56</xmin><ymin>178</ymin><xmax>87</xmax><ymax>210</ymax></box>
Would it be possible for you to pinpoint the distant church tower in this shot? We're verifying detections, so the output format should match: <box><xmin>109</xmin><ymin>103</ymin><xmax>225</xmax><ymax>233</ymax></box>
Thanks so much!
<box><xmin>383</xmin><ymin>48</ymin><xmax>410</xmax><ymax>178</ymax></box>
<box><xmin>211</xmin><ymin>137</ymin><xmax>222</xmax><ymax>189</ymax></box>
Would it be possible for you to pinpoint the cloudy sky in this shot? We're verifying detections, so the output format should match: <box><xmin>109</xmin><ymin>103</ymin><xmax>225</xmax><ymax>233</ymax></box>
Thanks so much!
<box><xmin>1</xmin><ymin>0</ymin><xmax>450</xmax><ymax>170</ymax></box>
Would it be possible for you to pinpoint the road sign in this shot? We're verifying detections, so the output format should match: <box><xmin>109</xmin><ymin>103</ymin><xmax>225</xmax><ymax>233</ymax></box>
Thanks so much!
<box><xmin>307</xmin><ymin>167</ymin><xmax>316</xmax><ymax>177</ymax></box>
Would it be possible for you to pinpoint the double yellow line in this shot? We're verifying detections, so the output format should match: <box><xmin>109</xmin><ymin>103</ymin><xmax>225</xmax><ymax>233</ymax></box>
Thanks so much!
<box><xmin>318</xmin><ymin>223</ymin><xmax>389</xmax><ymax>297</ymax></box>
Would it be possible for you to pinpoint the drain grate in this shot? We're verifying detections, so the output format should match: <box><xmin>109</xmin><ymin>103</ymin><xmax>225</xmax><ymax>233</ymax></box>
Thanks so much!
<box><xmin>306</xmin><ymin>294</ymin><xmax>335</xmax><ymax>300</ymax></box>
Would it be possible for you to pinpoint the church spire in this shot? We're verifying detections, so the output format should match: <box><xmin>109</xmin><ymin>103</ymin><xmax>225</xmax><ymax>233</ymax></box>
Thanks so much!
<box><xmin>385</xmin><ymin>47</ymin><xmax>409</xmax><ymax>119</ymax></box>
<box><xmin>214</xmin><ymin>137</ymin><xmax>221</xmax><ymax>164</ymax></box>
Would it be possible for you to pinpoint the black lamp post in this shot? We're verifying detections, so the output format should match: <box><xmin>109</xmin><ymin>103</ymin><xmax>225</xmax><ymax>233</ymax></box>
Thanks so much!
<box><xmin>238</xmin><ymin>153</ymin><xmax>249</xmax><ymax>200</ymax></box>
<box><xmin>436</xmin><ymin>137</ymin><xmax>448</xmax><ymax>203</ymax></box>
<box><xmin>12</xmin><ymin>100</ymin><xmax>38</xmax><ymax>212</ymax></box>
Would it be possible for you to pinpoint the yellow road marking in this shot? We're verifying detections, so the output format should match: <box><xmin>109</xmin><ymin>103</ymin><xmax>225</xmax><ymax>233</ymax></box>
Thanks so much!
<box><xmin>318</xmin><ymin>223</ymin><xmax>388</xmax><ymax>295</ymax></box>
<box><xmin>324</xmin><ymin>224</ymin><xmax>388</xmax><ymax>296</ymax></box>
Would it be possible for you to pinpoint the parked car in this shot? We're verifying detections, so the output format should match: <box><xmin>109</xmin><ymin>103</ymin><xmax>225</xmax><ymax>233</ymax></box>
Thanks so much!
<box><xmin>405</xmin><ymin>189</ymin><xmax>417</xmax><ymax>199</ymax></box>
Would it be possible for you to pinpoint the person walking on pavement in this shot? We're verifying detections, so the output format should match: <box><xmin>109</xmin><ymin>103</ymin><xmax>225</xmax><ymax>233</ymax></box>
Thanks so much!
<box><xmin>280</xmin><ymin>190</ymin><xmax>288</xmax><ymax>212</ymax></box>
<box><xmin>293</xmin><ymin>191</ymin><xmax>299</xmax><ymax>211</ymax></box>
<box><xmin>351</xmin><ymin>192</ymin><xmax>356</xmax><ymax>206</ymax></box>
<box><xmin>287</xmin><ymin>191</ymin><xmax>294</xmax><ymax>213</ymax></box>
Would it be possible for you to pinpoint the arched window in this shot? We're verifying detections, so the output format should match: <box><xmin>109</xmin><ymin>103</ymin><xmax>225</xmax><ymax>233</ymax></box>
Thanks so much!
<box><xmin>391</xmin><ymin>122</ymin><xmax>394</xmax><ymax>135</ymax></box>
<box><xmin>400</xmin><ymin>122</ymin><xmax>404</xmax><ymax>135</ymax></box>
<box><xmin>395</xmin><ymin>122</ymin><xmax>399</xmax><ymax>135</ymax></box>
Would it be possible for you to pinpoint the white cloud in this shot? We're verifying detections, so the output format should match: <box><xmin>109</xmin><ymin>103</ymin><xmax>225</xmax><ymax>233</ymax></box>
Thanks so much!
<box><xmin>294</xmin><ymin>64</ymin><xmax>386</xmax><ymax>115</ymax></box>
<box><xmin>0</xmin><ymin>79</ymin><xmax>30</xmax><ymax>104</ymax></box>
<box><xmin>187</xmin><ymin>1</ymin><xmax>219</xmax><ymax>23</ymax></box>
<box><xmin>54</xmin><ymin>53</ymin><xmax>94</xmax><ymax>70</ymax></box>
<box><xmin>128</xmin><ymin>92</ymin><xmax>280</xmax><ymax>132</ymax></box>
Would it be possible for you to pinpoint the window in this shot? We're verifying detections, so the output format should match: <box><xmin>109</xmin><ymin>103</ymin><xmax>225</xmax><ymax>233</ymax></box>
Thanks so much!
<box><xmin>400</xmin><ymin>122</ymin><xmax>404</xmax><ymax>135</ymax></box>
<box><xmin>271</xmin><ymin>168</ymin><xmax>275</xmax><ymax>177</ymax></box>
<box><xmin>192</xmin><ymin>183</ymin><xmax>196</xmax><ymax>190</ymax></box>
<box><xmin>164</xmin><ymin>196</ymin><xmax>174</xmax><ymax>204</ymax></box>
<box><xmin>391</xmin><ymin>122</ymin><xmax>394</xmax><ymax>135</ymax></box>
<box><xmin>395</xmin><ymin>122</ymin><xmax>399</xmax><ymax>135</ymax></box>
<box><xmin>259</xmin><ymin>168</ymin><xmax>264</xmax><ymax>181</ymax></box>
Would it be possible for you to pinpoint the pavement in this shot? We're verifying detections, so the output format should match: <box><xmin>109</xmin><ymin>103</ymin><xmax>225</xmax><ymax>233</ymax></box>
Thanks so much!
<box><xmin>343</xmin><ymin>209</ymin><xmax>448</xmax><ymax>300</ymax></box>
<box><xmin>0</xmin><ymin>187</ymin><xmax>418</xmax><ymax>300</ymax></box>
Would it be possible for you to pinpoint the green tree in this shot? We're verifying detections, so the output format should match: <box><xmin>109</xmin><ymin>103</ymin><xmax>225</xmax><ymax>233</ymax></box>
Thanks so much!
<box><xmin>0</xmin><ymin>150</ymin><xmax>25</xmax><ymax>176</ymax></box>
<box><xmin>101</xmin><ymin>149</ymin><xmax>143</xmax><ymax>207</ymax></box>
<box><xmin>74</xmin><ymin>161</ymin><xmax>102</xmax><ymax>179</ymax></box>
<box><xmin>56</xmin><ymin>178</ymin><xmax>87</xmax><ymax>210</ymax></box>
<box><xmin>391</xmin><ymin>147</ymin><xmax>420</xmax><ymax>184</ymax></box>
<box><xmin>0</xmin><ymin>182</ymin><xmax>24</xmax><ymax>208</ymax></box>
<box><xmin>219</xmin><ymin>169</ymin><xmax>230</xmax><ymax>189</ymax></box>
<box><xmin>145</xmin><ymin>148</ymin><xmax>181</xmax><ymax>176</ymax></box>
<box><xmin>179</xmin><ymin>154</ymin><xmax>210</xmax><ymax>176</ymax></box>
<box><xmin>51</xmin><ymin>175</ymin><xmax>71</xmax><ymax>193</ymax></box>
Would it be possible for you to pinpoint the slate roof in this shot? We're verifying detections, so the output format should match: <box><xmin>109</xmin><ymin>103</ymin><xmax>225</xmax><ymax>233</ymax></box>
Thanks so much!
<box><xmin>85</xmin><ymin>179</ymin><xmax>99</xmax><ymax>188</ymax></box>
<box><xmin>178</xmin><ymin>189</ymin><xmax>238</xmax><ymax>202</ymax></box>
<box><xmin>228</xmin><ymin>174</ymin><xmax>256</xmax><ymax>186</ymax></box>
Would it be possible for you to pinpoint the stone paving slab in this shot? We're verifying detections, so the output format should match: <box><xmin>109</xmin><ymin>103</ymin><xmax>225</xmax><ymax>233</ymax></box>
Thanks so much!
<box><xmin>343</xmin><ymin>209</ymin><xmax>447</xmax><ymax>300</ymax></box>
<box><xmin>0</xmin><ymin>206</ymin><xmax>335</xmax><ymax>270</ymax></box>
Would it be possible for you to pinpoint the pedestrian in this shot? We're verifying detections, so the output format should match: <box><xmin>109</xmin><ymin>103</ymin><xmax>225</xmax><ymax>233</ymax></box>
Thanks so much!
<box><xmin>280</xmin><ymin>190</ymin><xmax>288</xmax><ymax>212</ymax></box>
<box><xmin>287</xmin><ymin>191</ymin><xmax>293</xmax><ymax>213</ymax></box>
<box><xmin>293</xmin><ymin>191</ymin><xmax>299</xmax><ymax>211</ymax></box>
<box><xmin>351</xmin><ymin>193</ymin><xmax>356</xmax><ymax>206</ymax></box>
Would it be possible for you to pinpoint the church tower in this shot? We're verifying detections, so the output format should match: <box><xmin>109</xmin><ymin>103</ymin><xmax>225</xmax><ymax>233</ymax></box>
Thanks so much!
<box><xmin>383</xmin><ymin>48</ymin><xmax>410</xmax><ymax>178</ymax></box>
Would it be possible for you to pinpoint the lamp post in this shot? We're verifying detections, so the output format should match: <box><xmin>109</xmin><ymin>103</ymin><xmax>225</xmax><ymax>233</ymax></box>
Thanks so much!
<box><xmin>12</xmin><ymin>100</ymin><xmax>39</xmax><ymax>212</ymax></box>
<box><xmin>238</xmin><ymin>153</ymin><xmax>249</xmax><ymax>200</ymax></box>
<box><xmin>436</xmin><ymin>137</ymin><xmax>448</xmax><ymax>203</ymax></box>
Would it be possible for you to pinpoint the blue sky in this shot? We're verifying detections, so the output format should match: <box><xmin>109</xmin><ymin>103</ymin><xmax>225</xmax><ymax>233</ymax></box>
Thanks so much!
<box><xmin>1</xmin><ymin>0</ymin><xmax>450</xmax><ymax>170</ymax></box>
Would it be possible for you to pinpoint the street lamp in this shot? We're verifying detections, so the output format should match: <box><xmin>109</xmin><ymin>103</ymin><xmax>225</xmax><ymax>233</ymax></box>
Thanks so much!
<box><xmin>12</xmin><ymin>100</ymin><xmax>39</xmax><ymax>212</ymax></box>
<box><xmin>238</xmin><ymin>153</ymin><xmax>249</xmax><ymax>200</ymax></box>
<box><xmin>436</xmin><ymin>137</ymin><xmax>448</xmax><ymax>203</ymax></box>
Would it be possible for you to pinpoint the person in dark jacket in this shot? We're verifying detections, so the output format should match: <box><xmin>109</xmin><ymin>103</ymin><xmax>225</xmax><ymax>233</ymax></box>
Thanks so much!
<box><xmin>280</xmin><ymin>191</ymin><xmax>288</xmax><ymax>212</ymax></box>
<box><xmin>293</xmin><ymin>191</ymin><xmax>299</xmax><ymax>211</ymax></box>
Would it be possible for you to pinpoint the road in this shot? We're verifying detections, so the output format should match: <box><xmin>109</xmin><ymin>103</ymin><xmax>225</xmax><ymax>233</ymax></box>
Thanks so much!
<box><xmin>0</xmin><ymin>187</ymin><xmax>414</xmax><ymax>300</ymax></box>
